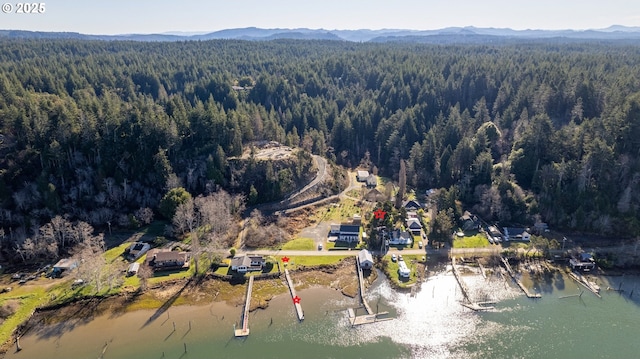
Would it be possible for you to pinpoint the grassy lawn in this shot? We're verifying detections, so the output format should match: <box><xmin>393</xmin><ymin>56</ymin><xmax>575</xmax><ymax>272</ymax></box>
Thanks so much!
<box><xmin>313</xmin><ymin>198</ymin><xmax>361</xmax><ymax>223</ymax></box>
<box><xmin>280</xmin><ymin>255</ymin><xmax>350</xmax><ymax>269</ymax></box>
<box><xmin>453</xmin><ymin>233</ymin><xmax>490</xmax><ymax>248</ymax></box>
<box><xmin>104</xmin><ymin>242</ymin><xmax>130</xmax><ymax>263</ymax></box>
<box><xmin>148</xmin><ymin>265</ymin><xmax>194</xmax><ymax>285</ymax></box>
<box><xmin>281</xmin><ymin>237</ymin><xmax>315</xmax><ymax>250</ymax></box>
<box><xmin>381</xmin><ymin>254</ymin><xmax>421</xmax><ymax>288</ymax></box>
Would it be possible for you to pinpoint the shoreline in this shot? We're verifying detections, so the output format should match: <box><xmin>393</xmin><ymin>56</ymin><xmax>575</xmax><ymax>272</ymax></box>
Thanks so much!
<box><xmin>0</xmin><ymin>257</ymin><xmax>362</xmax><ymax>356</ymax></box>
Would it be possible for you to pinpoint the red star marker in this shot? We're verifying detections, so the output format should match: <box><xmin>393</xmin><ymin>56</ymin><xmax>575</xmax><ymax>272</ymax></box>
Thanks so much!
<box><xmin>373</xmin><ymin>208</ymin><xmax>386</xmax><ymax>220</ymax></box>
<box><xmin>293</xmin><ymin>295</ymin><xmax>301</xmax><ymax>304</ymax></box>
<box><xmin>282</xmin><ymin>256</ymin><xmax>290</xmax><ymax>263</ymax></box>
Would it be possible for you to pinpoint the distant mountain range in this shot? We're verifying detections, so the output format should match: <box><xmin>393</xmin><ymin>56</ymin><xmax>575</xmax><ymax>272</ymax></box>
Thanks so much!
<box><xmin>2</xmin><ymin>26</ymin><xmax>640</xmax><ymax>43</ymax></box>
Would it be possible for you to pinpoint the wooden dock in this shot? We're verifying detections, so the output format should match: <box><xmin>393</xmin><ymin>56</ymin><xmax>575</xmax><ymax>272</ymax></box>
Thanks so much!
<box><xmin>284</xmin><ymin>268</ymin><xmax>304</xmax><ymax>321</ymax></box>
<box><xmin>451</xmin><ymin>257</ymin><xmax>495</xmax><ymax>310</ymax></box>
<box><xmin>234</xmin><ymin>275</ymin><xmax>253</xmax><ymax>337</ymax></box>
<box><xmin>477</xmin><ymin>259</ymin><xmax>487</xmax><ymax>279</ymax></box>
<box><xmin>568</xmin><ymin>271</ymin><xmax>601</xmax><ymax>298</ymax></box>
<box><xmin>500</xmin><ymin>257</ymin><xmax>541</xmax><ymax>298</ymax></box>
<box><xmin>451</xmin><ymin>257</ymin><xmax>472</xmax><ymax>302</ymax></box>
<box><xmin>355</xmin><ymin>255</ymin><xmax>373</xmax><ymax>315</ymax></box>
<box><xmin>348</xmin><ymin>256</ymin><xmax>391</xmax><ymax>326</ymax></box>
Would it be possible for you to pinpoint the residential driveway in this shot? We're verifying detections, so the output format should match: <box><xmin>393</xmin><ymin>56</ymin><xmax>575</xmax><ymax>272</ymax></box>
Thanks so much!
<box><xmin>297</xmin><ymin>221</ymin><xmax>332</xmax><ymax>248</ymax></box>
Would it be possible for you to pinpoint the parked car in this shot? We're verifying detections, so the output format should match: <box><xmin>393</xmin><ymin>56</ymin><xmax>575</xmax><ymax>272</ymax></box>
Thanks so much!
<box><xmin>418</xmin><ymin>241</ymin><xmax>423</xmax><ymax>249</ymax></box>
<box><xmin>398</xmin><ymin>254</ymin><xmax>403</xmax><ymax>262</ymax></box>
<box><xmin>391</xmin><ymin>254</ymin><xmax>397</xmax><ymax>262</ymax></box>
<box><xmin>317</xmin><ymin>243</ymin><xmax>323</xmax><ymax>250</ymax></box>
<box><xmin>72</xmin><ymin>279</ymin><xmax>85</xmax><ymax>288</ymax></box>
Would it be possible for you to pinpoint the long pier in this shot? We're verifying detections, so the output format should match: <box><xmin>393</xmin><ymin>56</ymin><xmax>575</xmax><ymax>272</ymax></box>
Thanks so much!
<box><xmin>500</xmin><ymin>257</ymin><xmax>541</xmax><ymax>298</ymax></box>
<box><xmin>349</xmin><ymin>255</ymin><xmax>392</xmax><ymax>326</ymax></box>
<box><xmin>451</xmin><ymin>257</ymin><xmax>495</xmax><ymax>311</ymax></box>
<box><xmin>284</xmin><ymin>268</ymin><xmax>304</xmax><ymax>321</ymax></box>
<box><xmin>234</xmin><ymin>275</ymin><xmax>253</xmax><ymax>337</ymax></box>
<box><xmin>356</xmin><ymin>255</ymin><xmax>373</xmax><ymax>315</ymax></box>
<box><xmin>568</xmin><ymin>271</ymin><xmax>602</xmax><ymax>298</ymax></box>
<box><xmin>451</xmin><ymin>257</ymin><xmax>472</xmax><ymax>302</ymax></box>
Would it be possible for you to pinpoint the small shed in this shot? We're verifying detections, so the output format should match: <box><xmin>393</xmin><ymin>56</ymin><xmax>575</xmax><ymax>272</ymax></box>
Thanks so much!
<box><xmin>53</xmin><ymin>258</ymin><xmax>78</xmax><ymax>276</ymax></box>
<box><xmin>127</xmin><ymin>262</ymin><xmax>140</xmax><ymax>276</ymax></box>
<box><xmin>356</xmin><ymin>170</ymin><xmax>370</xmax><ymax>182</ymax></box>
<box><xmin>358</xmin><ymin>250</ymin><xmax>374</xmax><ymax>270</ymax></box>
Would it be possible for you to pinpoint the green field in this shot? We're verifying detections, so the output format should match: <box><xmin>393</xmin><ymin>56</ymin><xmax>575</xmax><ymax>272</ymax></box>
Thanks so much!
<box><xmin>382</xmin><ymin>254</ymin><xmax>422</xmax><ymax>288</ymax></box>
<box><xmin>281</xmin><ymin>237</ymin><xmax>315</xmax><ymax>250</ymax></box>
<box><xmin>453</xmin><ymin>233</ymin><xmax>490</xmax><ymax>248</ymax></box>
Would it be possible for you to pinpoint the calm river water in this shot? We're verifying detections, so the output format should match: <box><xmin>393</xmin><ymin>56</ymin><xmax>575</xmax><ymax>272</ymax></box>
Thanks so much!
<box><xmin>6</xmin><ymin>265</ymin><xmax>640</xmax><ymax>359</ymax></box>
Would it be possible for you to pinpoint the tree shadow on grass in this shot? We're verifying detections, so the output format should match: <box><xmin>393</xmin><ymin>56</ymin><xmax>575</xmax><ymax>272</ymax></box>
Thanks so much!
<box><xmin>140</xmin><ymin>277</ymin><xmax>195</xmax><ymax>329</ymax></box>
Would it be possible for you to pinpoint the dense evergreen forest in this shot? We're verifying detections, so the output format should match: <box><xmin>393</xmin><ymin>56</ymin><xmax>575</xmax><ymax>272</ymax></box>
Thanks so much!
<box><xmin>1</xmin><ymin>38</ymin><xmax>639</xmax><ymax>261</ymax></box>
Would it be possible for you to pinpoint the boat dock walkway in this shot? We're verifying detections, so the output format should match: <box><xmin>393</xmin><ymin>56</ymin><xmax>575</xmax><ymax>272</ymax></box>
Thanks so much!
<box><xmin>348</xmin><ymin>256</ymin><xmax>392</xmax><ymax>326</ymax></box>
<box><xmin>356</xmin><ymin>255</ymin><xmax>373</xmax><ymax>315</ymax></box>
<box><xmin>451</xmin><ymin>257</ymin><xmax>495</xmax><ymax>311</ymax></box>
<box><xmin>568</xmin><ymin>271</ymin><xmax>601</xmax><ymax>298</ymax></box>
<box><xmin>234</xmin><ymin>275</ymin><xmax>254</xmax><ymax>337</ymax></box>
<box><xmin>284</xmin><ymin>268</ymin><xmax>304</xmax><ymax>321</ymax></box>
<box><xmin>477</xmin><ymin>258</ymin><xmax>487</xmax><ymax>279</ymax></box>
<box><xmin>500</xmin><ymin>257</ymin><xmax>541</xmax><ymax>298</ymax></box>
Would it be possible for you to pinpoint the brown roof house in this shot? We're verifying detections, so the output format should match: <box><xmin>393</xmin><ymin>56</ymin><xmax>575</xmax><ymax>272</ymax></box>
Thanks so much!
<box><xmin>147</xmin><ymin>249</ymin><xmax>190</xmax><ymax>271</ymax></box>
<box><xmin>364</xmin><ymin>188</ymin><xmax>386</xmax><ymax>203</ymax></box>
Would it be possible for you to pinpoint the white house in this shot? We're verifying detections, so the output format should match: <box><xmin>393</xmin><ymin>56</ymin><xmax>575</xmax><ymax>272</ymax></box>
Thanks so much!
<box><xmin>126</xmin><ymin>242</ymin><xmax>151</xmax><ymax>261</ymax></box>
<box><xmin>389</xmin><ymin>230</ymin><xmax>412</xmax><ymax>245</ymax></box>
<box><xmin>358</xmin><ymin>250</ymin><xmax>374</xmax><ymax>270</ymax></box>
<box><xmin>230</xmin><ymin>255</ymin><xmax>265</xmax><ymax>273</ymax></box>
<box><xmin>503</xmin><ymin>227</ymin><xmax>531</xmax><ymax>242</ymax></box>
<box><xmin>339</xmin><ymin>224</ymin><xmax>360</xmax><ymax>242</ymax></box>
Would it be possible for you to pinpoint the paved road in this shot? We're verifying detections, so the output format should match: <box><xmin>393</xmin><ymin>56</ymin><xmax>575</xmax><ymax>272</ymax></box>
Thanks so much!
<box><xmin>235</xmin><ymin>246</ymin><xmax>501</xmax><ymax>258</ymax></box>
<box><xmin>287</xmin><ymin>155</ymin><xmax>327</xmax><ymax>202</ymax></box>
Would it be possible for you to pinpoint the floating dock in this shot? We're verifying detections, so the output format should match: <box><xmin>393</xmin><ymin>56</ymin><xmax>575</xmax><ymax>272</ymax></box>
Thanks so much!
<box><xmin>284</xmin><ymin>268</ymin><xmax>304</xmax><ymax>321</ymax></box>
<box><xmin>234</xmin><ymin>275</ymin><xmax>253</xmax><ymax>337</ymax></box>
<box><xmin>500</xmin><ymin>257</ymin><xmax>541</xmax><ymax>298</ymax></box>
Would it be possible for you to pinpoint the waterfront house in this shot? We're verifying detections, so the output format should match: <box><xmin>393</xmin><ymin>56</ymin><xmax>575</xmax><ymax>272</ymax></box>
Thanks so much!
<box><xmin>389</xmin><ymin>229</ymin><xmax>412</xmax><ymax>245</ymax></box>
<box><xmin>147</xmin><ymin>249</ymin><xmax>190</xmax><ymax>271</ymax></box>
<box><xmin>356</xmin><ymin>170</ymin><xmax>370</xmax><ymax>182</ymax></box>
<box><xmin>570</xmin><ymin>252</ymin><xmax>596</xmax><ymax>271</ymax></box>
<box><xmin>126</xmin><ymin>242</ymin><xmax>150</xmax><ymax>261</ymax></box>
<box><xmin>358</xmin><ymin>250</ymin><xmax>374</xmax><ymax>270</ymax></box>
<box><xmin>231</xmin><ymin>255</ymin><xmax>265</xmax><ymax>273</ymax></box>
<box><xmin>503</xmin><ymin>227</ymin><xmax>531</xmax><ymax>242</ymax></box>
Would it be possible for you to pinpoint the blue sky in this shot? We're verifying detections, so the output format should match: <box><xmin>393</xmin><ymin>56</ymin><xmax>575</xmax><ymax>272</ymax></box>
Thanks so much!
<box><xmin>1</xmin><ymin>0</ymin><xmax>639</xmax><ymax>34</ymax></box>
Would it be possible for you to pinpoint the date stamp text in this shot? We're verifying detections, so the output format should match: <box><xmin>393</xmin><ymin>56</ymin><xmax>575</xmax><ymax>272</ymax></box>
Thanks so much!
<box><xmin>2</xmin><ymin>3</ymin><xmax>46</xmax><ymax>14</ymax></box>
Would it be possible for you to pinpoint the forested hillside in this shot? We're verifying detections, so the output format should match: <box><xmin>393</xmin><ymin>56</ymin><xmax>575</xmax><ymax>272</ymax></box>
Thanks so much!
<box><xmin>1</xmin><ymin>39</ymin><xmax>639</xmax><ymax>260</ymax></box>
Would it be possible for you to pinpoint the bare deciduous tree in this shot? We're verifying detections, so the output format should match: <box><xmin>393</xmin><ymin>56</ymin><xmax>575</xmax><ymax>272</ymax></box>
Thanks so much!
<box><xmin>134</xmin><ymin>207</ymin><xmax>154</xmax><ymax>226</ymax></box>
